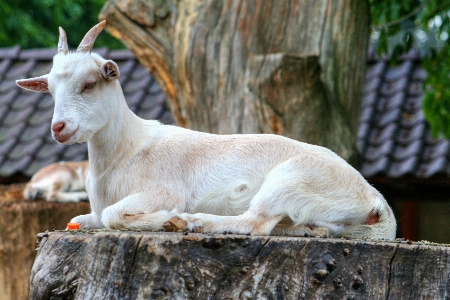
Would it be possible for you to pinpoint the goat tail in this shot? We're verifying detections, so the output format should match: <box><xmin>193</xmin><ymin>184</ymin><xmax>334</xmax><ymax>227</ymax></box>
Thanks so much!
<box><xmin>342</xmin><ymin>196</ymin><xmax>397</xmax><ymax>240</ymax></box>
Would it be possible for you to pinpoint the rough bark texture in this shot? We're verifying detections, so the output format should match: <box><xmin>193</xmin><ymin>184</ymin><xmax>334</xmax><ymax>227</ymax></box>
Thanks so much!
<box><xmin>99</xmin><ymin>0</ymin><xmax>369</xmax><ymax>165</ymax></box>
<box><xmin>0</xmin><ymin>184</ymin><xmax>90</xmax><ymax>300</ymax></box>
<box><xmin>30</xmin><ymin>231</ymin><xmax>450</xmax><ymax>299</ymax></box>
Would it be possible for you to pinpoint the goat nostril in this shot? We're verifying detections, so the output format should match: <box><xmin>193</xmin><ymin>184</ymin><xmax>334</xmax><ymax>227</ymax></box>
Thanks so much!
<box><xmin>52</xmin><ymin>121</ymin><xmax>66</xmax><ymax>134</ymax></box>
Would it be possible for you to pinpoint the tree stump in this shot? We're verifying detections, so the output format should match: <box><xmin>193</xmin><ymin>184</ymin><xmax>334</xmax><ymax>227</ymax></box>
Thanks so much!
<box><xmin>0</xmin><ymin>184</ymin><xmax>90</xmax><ymax>300</ymax></box>
<box><xmin>30</xmin><ymin>230</ymin><xmax>450</xmax><ymax>299</ymax></box>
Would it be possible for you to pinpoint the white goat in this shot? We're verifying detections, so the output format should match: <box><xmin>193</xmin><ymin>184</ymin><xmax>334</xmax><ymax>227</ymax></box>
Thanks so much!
<box><xmin>23</xmin><ymin>161</ymin><xmax>89</xmax><ymax>203</ymax></box>
<box><xmin>16</xmin><ymin>21</ymin><xmax>396</xmax><ymax>239</ymax></box>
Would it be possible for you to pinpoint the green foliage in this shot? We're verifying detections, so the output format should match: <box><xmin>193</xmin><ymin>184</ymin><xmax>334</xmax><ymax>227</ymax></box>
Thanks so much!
<box><xmin>370</xmin><ymin>0</ymin><xmax>421</xmax><ymax>58</ymax></box>
<box><xmin>422</xmin><ymin>48</ymin><xmax>450</xmax><ymax>137</ymax></box>
<box><xmin>0</xmin><ymin>0</ymin><xmax>124</xmax><ymax>49</ymax></box>
<box><xmin>370</xmin><ymin>0</ymin><xmax>450</xmax><ymax>138</ymax></box>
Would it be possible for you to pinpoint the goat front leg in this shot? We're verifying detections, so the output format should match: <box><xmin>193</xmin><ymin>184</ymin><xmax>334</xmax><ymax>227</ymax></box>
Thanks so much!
<box><xmin>100</xmin><ymin>192</ymin><xmax>184</xmax><ymax>231</ymax></box>
<box><xmin>69</xmin><ymin>213</ymin><xmax>103</xmax><ymax>229</ymax></box>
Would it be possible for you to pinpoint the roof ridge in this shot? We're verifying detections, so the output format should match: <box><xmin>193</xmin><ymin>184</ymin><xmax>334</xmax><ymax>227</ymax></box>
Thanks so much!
<box><xmin>0</xmin><ymin>46</ymin><xmax>21</xmax><ymax>59</ymax></box>
<box><xmin>367</xmin><ymin>46</ymin><xmax>424</xmax><ymax>63</ymax></box>
<box><xmin>0</xmin><ymin>47</ymin><xmax>135</xmax><ymax>61</ymax></box>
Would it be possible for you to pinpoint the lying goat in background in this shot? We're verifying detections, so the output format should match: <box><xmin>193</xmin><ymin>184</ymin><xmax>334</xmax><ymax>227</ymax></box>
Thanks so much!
<box><xmin>16</xmin><ymin>21</ymin><xmax>396</xmax><ymax>239</ymax></box>
<box><xmin>23</xmin><ymin>161</ymin><xmax>89</xmax><ymax>203</ymax></box>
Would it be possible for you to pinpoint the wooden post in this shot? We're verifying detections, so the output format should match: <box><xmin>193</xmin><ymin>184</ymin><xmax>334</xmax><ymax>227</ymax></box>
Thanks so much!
<box><xmin>400</xmin><ymin>200</ymin><xmax>419</xmax><ymax>241</ymax></box>
<box><xmin>30</xmin><ymin>231</ymin><xmax>450</xmax><ymax>299</ymax></box>
<box><xmin>0</xmin><ymin>184</ymin><xmax>90</xmax><ymax>300</ymax></box>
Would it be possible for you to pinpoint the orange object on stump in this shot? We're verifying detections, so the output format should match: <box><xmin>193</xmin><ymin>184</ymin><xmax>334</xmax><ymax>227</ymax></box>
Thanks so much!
<box><xmin>67</xmin><ymin>223</ymin><xmax>80</xmax><ymax>230</ymax></box>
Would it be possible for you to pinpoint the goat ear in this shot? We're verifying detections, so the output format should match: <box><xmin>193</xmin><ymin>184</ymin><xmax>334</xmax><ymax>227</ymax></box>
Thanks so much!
<box><xmin>101</xmin><ymin>60</ymin><xmax>120</xmax><ymax>81</ymax></box>
<box><xmin>16</xmin><ymin>75</ymin><xmax>49</xmax><ymax>93</ymax></box>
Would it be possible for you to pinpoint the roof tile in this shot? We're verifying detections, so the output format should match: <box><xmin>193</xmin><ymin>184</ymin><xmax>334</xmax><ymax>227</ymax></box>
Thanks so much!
<box><xmin>34</xmin><ymin>140</ymin><xmax>63</xmax><ymax>158</ymax></box>
<box><xmin>392</xmin><ymin>139</ymin><xmax>422</xmax><ymax>161</ymax></box>
<box><xmin>159</xmin><ymin>110</ymin><xmax>175</xmax><ymax>125</ymax></box>
<box><xmin>61</xmin><ymin>144</ymin><xmax>87</xmax><ymax>160</ymax></box>
<box><xmin>10</xmin><ymin>93</ymin><xmax>35</xmax><ymax>110</ymax></box>
<box><xmin>19</xmin><ymin>48</ymin><xmax>56</xmax><ymax>60</ymax></box>
<box><xmin>0</xmin><ymin>59</ymin><xmax>13</xmax><ymax>77</ymax></box>
<box><xmin>360</xmin><ymin>156</ymin><xmax>389</xmax><ymax>177</ymax></box>
<box><xmin>384</xmin><ymin>61</ymin><xmax>413</xmax><ymax>81</ymax></box>
<box><xmin>369</xmin><ymin>123</ymin><xmax>397</xmax><ymax>146</ymax></box>
<box><xmin>6</xmin><ymin>60</ymin><xmax>35</xmax><ymax>78</ymax></box>
<box><xmin>108</xmin><ymin>50</ymin><xmax>136</xmax><ymax>60</ymax></box>
<box><xmin>7</xmin><ymin>139</ymin><xmax>42</xmax><ymax>160</ymax></box>
<box><xmin>0</xmin><ymin>78</ymin><xmax>20</xmax><ymax>94</ymax></box>
<box><xmin>25</xmin><ymin>157</ymin><xmax>57</xmax><ymax>176</ymax></box>
<box><xmin>416</xmin><ymin>156</ymin><xmax>447</xmax><ymax>178</ymax></box>
<box><xmin>0</xmin><ymin>157</ymin><xmax>31</xmax><ymax>176</ymax></box>
<box><xmin>380</xmin><ymin>78</ymin><xmax>409</xmax><ymax>96</ymax></box>
<box><xmin>365</xmin><ymin>61</ymin><xmax>386</xmax><ymax>80</ymax></box>
<box><xmin>0</xmin><ymin>46</ymin><xmax>20</xmax><ymax>59</ymax></box>
<box><xmin>0</xmin><ymin>138</ymin><xmax>16</xmax><ymax>157</ymax></box>
<box><xmin>422</xmin><ymin>140</ymin><xmax>450</xmax><ymax>160</ymax></box>
<box><xmin>364</xmin><ymin>140</ymin><xmax>394</xmax><ymax>161</ymax></box>
<box><xmin>412</xmin><ymin>68</ymin><xmax>427</xmax><ymax>81</ymax></box>
<box><xmin>0</xmin><ymin>105</ymin><xmax>9</xmax><ymax>121</ymax></box>
<box><xmin>28</xmin><ymin>108</ymin><xmax>53</xmax><ymax>127</ymax></box>
<box><xmin>31</xmin><ymin>62</ymin><xmax>52</xmax><ymax>77</ymax></box>
<box><xmin>0</xmin><ymin>122</ymin><xmax>27</xmax><ymax>143</ymax></box>
<box><xmin>3</xmin><ymin>106</ymin><xmax>35</xmax><ymax>126</ymax></box>
<box><xmin>408</xmin><ymin>81</ymin><xmax>423</xmax><ymax>96</ymax></box>
<box><xmin>361</xmin><ymin>91</ymin><xmax>378</xmax><ymax>109</ymax></box>
<box><xmin>376</xmin><ymin>93</ymin><xmax>404</xmax><ymax>112</ymax></box>
<box><xmin>19</xmin><ymin>125</ymin><xmax>50</xmax><ymax>143</ymax></box>
<box><xmin>372</xmin><ymin>107</ymin><xmax>401</xmax><ymax>128</ymax></box>
<box><xmin>357</xmin><ymin>123</ymin><xmax>370</xmax><ymax>142</ymax></box>
<box><xmin>396</xmin><ymin>122</ymin><xmax>425</xmax><ymax>145</ymax></box>
<box><xmin>0</xmin><ymin>88</ymin><xmax>18</xmax><ymax>105</ymax></box>
<box><xmin>359</xmin><ymin>105</ymin><xmax>374</xmax><ymax>123</ymax></box>
<box><xmin>387</xmin><ymin>156</ymin><xmax>418</xmax><ymax>178</ymax></box>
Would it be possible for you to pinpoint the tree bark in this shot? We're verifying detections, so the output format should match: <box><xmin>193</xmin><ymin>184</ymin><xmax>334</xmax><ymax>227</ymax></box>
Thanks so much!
<box><xmin>0</xmin><ymin>184</ymin><xmax>90</xmax><ymax>300</ymax></box>
<box><xmin>30</xmin><ymin>231</ymin><xmax>450</xmax><ymax>299</ymax></box>
<box><xmin>99</xmin><ymin>0</ymin><xmax>369</xmax><ymax>165</ymax></box>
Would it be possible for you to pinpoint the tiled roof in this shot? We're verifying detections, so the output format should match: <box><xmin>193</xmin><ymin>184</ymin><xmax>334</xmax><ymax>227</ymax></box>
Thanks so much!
<box><xmin>0</xmin><ymin>47</ymin><xmax>173</xmax><ymax>178</ymax></box>
<box><xmin>359</xmin><ymin>49</ymin><xmax>450</xmax><ymax>178</ymax></box>
<box><xmin>0</xmin><ymin>46</ymin><xmax>448</xmax><ymax>180</ymax></box>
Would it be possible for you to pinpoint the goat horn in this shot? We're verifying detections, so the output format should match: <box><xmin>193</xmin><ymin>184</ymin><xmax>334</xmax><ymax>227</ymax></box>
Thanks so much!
<box><xmin>58</xmin><ymin>27</ymin><xmax>68</xmax><ymax>55</ymax></box>
<box><xmin>77</xmin><ymin>20</ymin><xmax>106</xmax><ymax>53</ymax></box>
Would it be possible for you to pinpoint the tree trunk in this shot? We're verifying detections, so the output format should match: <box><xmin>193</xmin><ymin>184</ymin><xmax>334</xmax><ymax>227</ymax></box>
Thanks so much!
<box><xmin>99</xmin><ymin>0</ymin><xmax>369</xmax><ymax>165</ymax></box>
<box><xmin>0</xmin><ymin>184</ymin><xmax>90</xmax><ymax>300</ymax></box>
<box><xmin>31</xmin><ymin>231</ymin><xmax>450</xmax><ymax>299</ymax></box>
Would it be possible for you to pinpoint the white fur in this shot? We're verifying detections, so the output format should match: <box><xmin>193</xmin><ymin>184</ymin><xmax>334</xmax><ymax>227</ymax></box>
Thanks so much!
<box><xmin>23</xmin><ymin>161</ymin><xmax>89</xmax><ymax>203</ymax></box>
<box><xmin>16</xmin><ymin>22</ymin><xmax>396</xmax><ymax>239</ymax></box>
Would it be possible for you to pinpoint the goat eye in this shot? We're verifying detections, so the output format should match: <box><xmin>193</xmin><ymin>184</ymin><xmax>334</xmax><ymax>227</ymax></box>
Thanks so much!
<box><xmin>83</xmin><ymin>82</ymin><xmax>96</xmax><ymax>91</ymax></box>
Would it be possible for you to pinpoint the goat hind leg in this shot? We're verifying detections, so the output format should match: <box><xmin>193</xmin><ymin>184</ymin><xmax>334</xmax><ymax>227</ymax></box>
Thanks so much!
<box><xmin>164</xmin><ymin>210</ymin><xmax>284</xmax><ymax>235</ymax></box>
<box><xmin>271</xmin><ymin>223</ymin><xmax>329</xmax><ymax>237</ymax></box>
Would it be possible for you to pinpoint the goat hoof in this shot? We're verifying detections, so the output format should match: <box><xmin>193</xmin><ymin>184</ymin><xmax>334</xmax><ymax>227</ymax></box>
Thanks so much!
<box><xmin>162</xmin><ymin>217</ymin><xmax>188</xmax><ymax>232</ymax></box>
<box><xmin>193</xmin><ymin>226</ymin><xmax>203</xmax><ymax>233</ymax></box>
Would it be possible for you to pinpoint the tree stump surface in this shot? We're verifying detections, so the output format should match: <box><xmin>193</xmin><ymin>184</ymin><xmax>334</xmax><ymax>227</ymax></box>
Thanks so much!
<box><xmin>31</xmin><ymin>230</ymin><xmax>450</xmax><ymax>299</ymax></box>
<box><xmin>0</xmin><ymin>184</ymin><xmax>90</xmax><ymax>300</ymax></box>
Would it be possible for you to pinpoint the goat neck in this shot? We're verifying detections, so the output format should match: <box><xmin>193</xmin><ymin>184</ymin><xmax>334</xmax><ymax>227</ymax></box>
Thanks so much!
<box><xmin>88</xmin><ymin>92</ymin><xmax>146</xmax><ymax>174</ymax></box>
